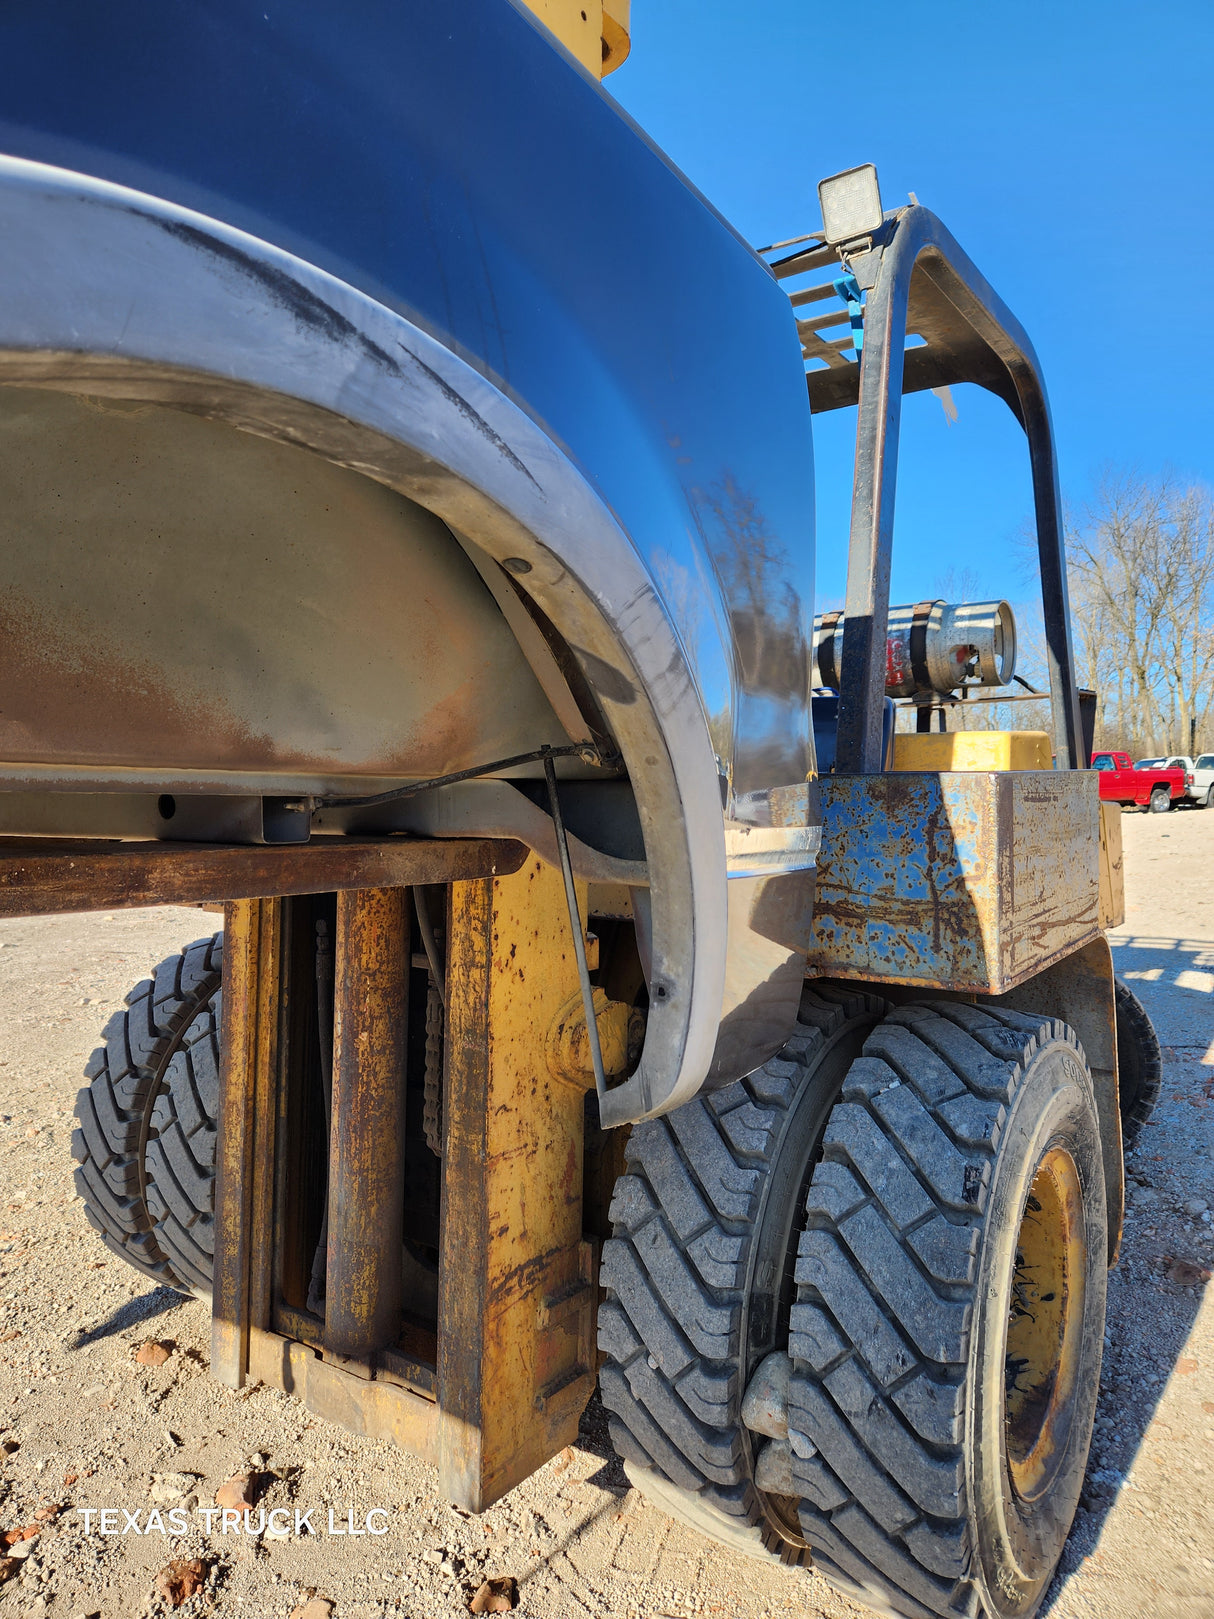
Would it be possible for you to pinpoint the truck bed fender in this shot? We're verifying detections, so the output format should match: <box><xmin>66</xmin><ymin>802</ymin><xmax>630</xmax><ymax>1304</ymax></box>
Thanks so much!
<box><xmin>0</xmin><ymin>154</ymin><xmax>806</xmax><ymax>1124</ymax></box>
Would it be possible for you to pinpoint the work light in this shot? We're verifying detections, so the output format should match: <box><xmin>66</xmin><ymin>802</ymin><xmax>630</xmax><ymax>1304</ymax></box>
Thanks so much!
<box><xmin>818</xmin><ymin>163</ymin><xmax>884</xmax><ymax>245</ymax></box>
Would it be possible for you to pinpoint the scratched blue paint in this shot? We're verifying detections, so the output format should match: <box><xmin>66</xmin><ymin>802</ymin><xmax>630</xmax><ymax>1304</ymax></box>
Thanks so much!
<box><xmin>809</xmin><ymin>770</ymin><xmax>1100</xmax><ymax>993</ymax></box>
<box><xmin>810</xmin><ymin>772</ymin><xmax>999</xmax><ymax>986</ymax></box>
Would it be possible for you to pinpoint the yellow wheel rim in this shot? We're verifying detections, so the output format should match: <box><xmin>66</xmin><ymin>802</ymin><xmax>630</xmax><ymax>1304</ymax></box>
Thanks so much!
<box><xmin>1004</xmin><ymin>1146</ymin><xmax>1087</xmax><ymax>1502</ymax></box>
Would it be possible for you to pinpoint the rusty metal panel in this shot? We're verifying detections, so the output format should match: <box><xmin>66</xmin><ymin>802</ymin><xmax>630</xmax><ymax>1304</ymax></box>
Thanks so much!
<box><xmin>0</xmin><ymin>834</ymin><xmax>526</xmax><ymax>918</ymax></box>
<box><xmin>302</xmin><ymin>1354</ymin><xmax>438</xmax><ymax>1460</ymax></box>
<box><xmin>438</xmin><ymin>857</ymin><xmax>597</xmax><ymax>1512</ymax></box>
<box><xmin>1004</xmin><ymin>774</ymin><xmax>1101</xmax><ymax>980</ymax></box>
<box><xmin>0</xmin><ymin>388</ymin><xmax>563</xmax><ymax>786</ymax></box>
<box><xmin>810</xmin><ymin>771</ymin><xmax>1100</xmax><ymax>993</ymax></box>
<box><xmin>324</xmin><ymin>889</ymin><xmax>410</xmax><ymax>1365</ymax></box>
<box><xmin>212</xmin><ymin>897</ymin><xmax>282</xmax><ymax>1388</ymax></box>
<box><xmin>1098</xmin><ymin>801</ymin><xmax>1125</xmax><ymax>930</ymax></box>
<box><xmin>246</xmin><ymin>1327</ymin><xmax>438</xmax><ymax>1462</ymax></box>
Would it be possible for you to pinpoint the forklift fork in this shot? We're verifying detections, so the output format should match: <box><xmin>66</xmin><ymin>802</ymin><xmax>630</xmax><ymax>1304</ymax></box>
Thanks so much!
<box><xmin>212</xmin><ymin>859</ymin><xmax>616</xmax><ymax>1511</ymax></box>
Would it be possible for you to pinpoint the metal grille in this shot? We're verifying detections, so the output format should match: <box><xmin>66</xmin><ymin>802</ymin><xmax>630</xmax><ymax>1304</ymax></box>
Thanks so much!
<box><xmin>762</xmin><ymin>236</ymin><xmax>860</xmax><ymax>381</ymax></box>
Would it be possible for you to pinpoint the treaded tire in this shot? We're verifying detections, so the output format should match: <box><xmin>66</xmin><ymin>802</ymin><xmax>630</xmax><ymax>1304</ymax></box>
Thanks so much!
<box><xmin>1113</xmin><ymin>977</ymin><xmax>1161</xmax><ymax>1150</ymax></box>
<box><xmin>72</xmin><ymin>934</ymin><xmax>222</xmax><ymax>1298</ymax></box>
<box><xmin>598</xmin><ymin>982</ymin><xmax>886</xmax><ymax>1561</ymax></box>
<box><xmin>789</xmin><ymin>1002</ymin><xmax>1107</xmax><ymax>1619</ymax></box>
<box><xmin>1146</xmin><ymin>786</ymin><xmax>1171</xmax><ymax>813</ymax></box>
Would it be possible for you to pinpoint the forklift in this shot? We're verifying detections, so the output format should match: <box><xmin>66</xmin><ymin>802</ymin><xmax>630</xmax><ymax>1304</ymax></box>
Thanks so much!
<box><xmin>0</xmin><ymin>3</ymin><xmax>1158</xmax><ymax>1615</ymax></box>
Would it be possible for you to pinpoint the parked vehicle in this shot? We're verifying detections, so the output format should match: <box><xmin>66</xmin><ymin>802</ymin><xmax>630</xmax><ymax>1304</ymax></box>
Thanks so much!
<box><xmin>1134</xmin><ymin>757</ymin><xmax>1164</xmax><ymax>769</ymax></box>
<box><xmin>1163</xmin><ymin>755</ymin><xmax>1214</xmax><ymax>808</ymax></box>
<box><xmin>1092</xmin><ymin>750</ymin><xmax>1186</xmax><ymax>812</ymax></box>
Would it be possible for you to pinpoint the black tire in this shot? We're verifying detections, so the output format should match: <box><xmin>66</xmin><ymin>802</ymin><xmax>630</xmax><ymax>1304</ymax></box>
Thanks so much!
<box><xmin>1113</xmin><ymin>977</ymin><xmax>1161</xmax><ymax>1150</ymax></box>
<box><xmin>72</xmin><ymin>934</ymin><xmax>222</xmax><ymax>1298</ymax></box>
<box><xmin>598</xmin><ymin>983</ymin><xmax>886</xmax><ymax>1560</ymax></box>
<box><xmin>1204</xmin><ymin>785</ymin><xmax>1214</xmax><ymax>809</ymax></box>
<box><xmin>789</xmin><ymin>1002</ymin><xmax>1107</xmax><ymax>1619</ymax></box>
<box><xmin>1146</xmin><ymin>785</ymin><xmax>1171</xmax><ymax>813</ymax></box>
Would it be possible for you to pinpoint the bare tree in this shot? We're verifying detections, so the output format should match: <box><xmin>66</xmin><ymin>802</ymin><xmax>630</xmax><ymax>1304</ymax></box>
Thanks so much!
<box><xmin>1065</xmin><ymin>473</ymin><xmax>1214</xmax><ymax>756</ymax></box>
<box><xmin>1154</xmin><ymin>485</ymin><xmax>1214</xmax><ymax>753</ymax></box>
<box><xmin>889</xmin><ymin>475</ymin><xmax>1214</xmax><ymax>753</ymax></box>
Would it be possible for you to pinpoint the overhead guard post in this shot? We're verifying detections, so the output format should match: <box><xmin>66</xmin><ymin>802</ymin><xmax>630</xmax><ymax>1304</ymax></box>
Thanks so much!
<box><xmin>825</xmin><ymin>206</ymin><xmax>1084</xmax><ymax>774</ymax></box>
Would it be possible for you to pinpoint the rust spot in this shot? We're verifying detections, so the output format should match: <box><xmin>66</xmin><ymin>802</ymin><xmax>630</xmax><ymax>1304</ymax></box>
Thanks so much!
<box><xmin>0</xmin><ymin>387</ymin><xmax>559</xmax><ymax>781</ymax></box>
<box><xmin>3</xmin><ymin>582</ymin><xmax>553</xmax><ymax>780</ymax></box>
<box><xmin>0</xmin><ymin>597</ymin><xmax>275</xmax><ymax>770</ymax></box>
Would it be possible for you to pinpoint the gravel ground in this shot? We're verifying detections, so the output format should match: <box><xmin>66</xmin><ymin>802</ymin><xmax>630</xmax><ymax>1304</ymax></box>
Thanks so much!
<box><xmin>0</xmin><ymin>802</ymin><xmax>1208</xmax><ymax>1619</ymax></box>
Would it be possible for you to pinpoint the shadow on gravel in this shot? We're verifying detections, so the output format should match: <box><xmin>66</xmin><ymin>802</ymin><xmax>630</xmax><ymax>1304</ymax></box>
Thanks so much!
<box><xmin>577</xmin><ymin>1391</ymin><xmax>630</xmax><ymax>1496</ymax></box>
<box><xmin>1042</xmin><ymin>947</ymin><xmax>1213</xmax><ymax>1611</ymax></box>
<box><xmin>69</xmin><ymin>1283</ymin><xmax>191</xmax><ymax>1348</ymax></box>
<box><xmin>1109</xmin><ymin>936</ymin><xmax>1214</xmax><ymax>1050</ymax></box>
<box><xmin>501</xmin><ymin>1395</ymin><xmax>631</xmax><ymax>1600</ymax></box>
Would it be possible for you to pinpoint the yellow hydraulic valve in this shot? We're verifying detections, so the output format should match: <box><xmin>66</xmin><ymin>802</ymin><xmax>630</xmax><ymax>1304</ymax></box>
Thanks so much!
<box><xmin>892</xmin><ymin>731</ymin><xmax>1053</xmax><ymax>772</ymax></box>
<box><xmin>520</xmin><ymin>0</ymin><xmax>631</xmax><ymax>77</ymax></box>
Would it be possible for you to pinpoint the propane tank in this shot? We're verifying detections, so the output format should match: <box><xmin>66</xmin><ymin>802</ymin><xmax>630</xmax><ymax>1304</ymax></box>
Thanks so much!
<box><xmin>813</xmin><ymin>599</ymin><xmax>1016</xmax><ymax>697</ymax></box>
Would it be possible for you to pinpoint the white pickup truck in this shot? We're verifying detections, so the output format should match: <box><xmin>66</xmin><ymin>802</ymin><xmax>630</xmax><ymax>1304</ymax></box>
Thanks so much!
<box><xmin>1164</xmin><ymin>753</ymin><xmax>1214</xmax><ymax>808</ymax></box>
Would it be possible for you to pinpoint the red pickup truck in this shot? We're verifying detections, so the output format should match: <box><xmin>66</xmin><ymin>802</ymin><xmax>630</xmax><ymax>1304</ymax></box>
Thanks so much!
<box><xmin>1092</xmin><ymin>750</ymin><xmax>1186</xmax><ymax>812</ymax></box>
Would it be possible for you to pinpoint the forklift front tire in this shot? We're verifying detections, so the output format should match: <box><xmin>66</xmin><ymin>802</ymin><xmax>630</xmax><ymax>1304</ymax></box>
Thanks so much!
<box><xmin>598</xmin><ymin>984</ymin><xmax>887</xmax><ymax>1561</ymax></box>
<box><xmin>790</xmin><ymin>1003</ymin><xmax>1107</xmax><ymax>1619</ymax></box>
<box><xmin>602</xmin><ymin>997</ymin><xmax>1107</xmax><ymax>1619</ymax></box>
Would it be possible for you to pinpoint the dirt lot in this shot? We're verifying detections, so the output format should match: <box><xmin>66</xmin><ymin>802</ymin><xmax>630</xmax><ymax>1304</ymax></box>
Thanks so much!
<box><xmin>0</xmin><ymin>802</ymin><xmax>1209</xmax><ymax>1619</ymax></box>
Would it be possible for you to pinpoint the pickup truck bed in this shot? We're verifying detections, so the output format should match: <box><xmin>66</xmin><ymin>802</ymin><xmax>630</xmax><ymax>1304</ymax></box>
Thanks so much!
<box><xmin>1092</xmin><ymin>750</ymin><xmax>1186</xmax><ymax>811</ymax></box>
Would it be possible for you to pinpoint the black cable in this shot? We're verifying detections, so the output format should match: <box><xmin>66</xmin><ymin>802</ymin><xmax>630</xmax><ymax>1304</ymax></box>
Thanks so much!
<box><xmin>543</xmin><ymin>749</ymin><xmax>607</xmax><ymax>1102</ymax></box>
<box><xmin>313</xmin><ymin>741</ymin><xmax>605</xmax><ymax>812</ymax></box>
<box><xmin>413</xmin><ymin>886</ymin><xmax>445</xmax><ymax>1005</ymax></box>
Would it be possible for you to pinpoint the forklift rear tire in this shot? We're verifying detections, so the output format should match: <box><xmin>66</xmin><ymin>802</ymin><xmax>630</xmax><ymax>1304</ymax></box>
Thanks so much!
<box><xmin>1146</xmin><ymin>786</ymin><xmax>1171</xmax><ymax>813</ymax></box>
<box><xmin>72</xmin><ymin>934</ymin><xmax>222</xmax><ymax>1299</ymax></box>
<box><xmin>598</xmin><ymin>983</ymin><xmax>886</xmax><ymax>1561</ymax></box>
<box><xmin>1113</xmin><ymin>977</ymin><xmax>1161</xmax><ymax>1150</ymax></box>
<box><xmin>788</xmin><ymin>1002</ymin><xmax>1106</xmax><ymax>1619</ymax></box>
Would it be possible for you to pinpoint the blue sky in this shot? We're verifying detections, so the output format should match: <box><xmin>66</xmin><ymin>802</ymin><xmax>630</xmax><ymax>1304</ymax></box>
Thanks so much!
<box><xmin>607</xmin><ymin>0</ymin><xmax>1214</xmax><ymax>612</ymax></box>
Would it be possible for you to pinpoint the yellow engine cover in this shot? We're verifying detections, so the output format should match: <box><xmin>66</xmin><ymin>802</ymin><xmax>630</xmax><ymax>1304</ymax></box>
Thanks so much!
<box><xmin>892</xmin><ymin>730</ymin><xmax>1053</xmax><ymax>772</ymax></box>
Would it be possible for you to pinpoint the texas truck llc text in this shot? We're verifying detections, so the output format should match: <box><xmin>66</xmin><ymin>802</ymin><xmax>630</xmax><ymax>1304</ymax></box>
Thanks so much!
<box><xmin>75</xmin><ymin>1507</ymin><xmax>390</xmax><ymax>1537</ymax></box>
